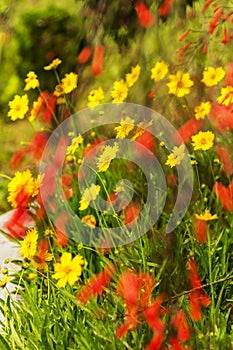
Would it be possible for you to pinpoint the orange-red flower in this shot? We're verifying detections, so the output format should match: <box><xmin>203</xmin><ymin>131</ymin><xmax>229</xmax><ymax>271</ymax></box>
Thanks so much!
<box><xmin>175</xmin><ymin>118</ymin><xmax>202</xmax><ymax>144</ymax></box>
<box><xmin>158</xmin><ymin>0</ymin><xmax>174</xmax><ymax>18</ymax></box>
<box><xmin>91</xmin><ymin>45</ymin><xmax>105</xmax><ymax>76</ymax></box>
<box><xmin>124</xmin><ymin>202</ymin><xmax>141</xmax><ymax>228</ymax></box>
<box><xmin>135</xmin><ymin>2</ymin><xmax>155</xmax><ymax>28</ymax></box>
<box><xmin>215</xmin><ymin>144</ymin><xmax>233</xmax><ymax>176</ymax></box>
<box><xmin>208</xmin><ymin>102</ymin><xmax>233</xmax><ymax>132</ymax></box>
<box><xmin>29</xmin><ymin>132</ymin><xmax>49</xmax><ymax>160</ymax></box>
<box><xmin>213</xmin><ymin>181</ymin><xmax>233</xmax><ymax>211</ymax></box>
<box><xmin>77</xmin><ymin>47</ymin><xmax>92</xmax><ymax>64</ymax></box>
<box><xmin>171</xmin><ymin>309</ymin><xmax>190</xmax><ymax>342</ymax></box>
<box><xmin>2</xmin><ymin>207</ymin><xmax>33</xmax><ymax>239</ymax></box>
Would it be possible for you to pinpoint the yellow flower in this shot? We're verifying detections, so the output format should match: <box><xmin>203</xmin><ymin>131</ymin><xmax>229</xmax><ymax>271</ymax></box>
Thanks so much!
<box><xmin>81</xmin><ymin>214</ymin><xmax>97</xmax><ymax>228</ymax></box>
<box><xmin>61</xmin><ymin>72</ymin><xmax>78</xmax><ymax>94</ymax></box>
<box><xmin>201</xmin><ymin>66</ymin><xmax>225</xmax><ymax>87</ymax></box>
<box><xmin>7</xmin><ymin>170</ymin><xmax>41</xmax><ymax>208</ymax></box>
<box><xmin>24</xmin><ymin>71</ymin><xmax>40</xmax><ymax>91</ymax></box>
<box><xmin>165</xmin><ymin>144</ymin><xmax>185</xmax><ymax>168</ymax></box>
<box><xmin>194</xmin><ymin>101</ymin><xmax>211</xmax><ymax>120</ymax></box>
<box><xmin>195</xmin><ymin>209</ymin><xmax>218</xmax><ymax>221</ymax></box>
<box><xmin>66</xmin><ymin>134</ymin><xmax>84</xmax><ymax>160</ymax></box>
<box><xmin>19</xmin><ymin>228</ymin><xmax>38</xmax><ymax>260</ymax></box>
<box><xmin>151</xmin><ymin>61</ymin><xmax>169</xmax><ymax>82</ymax></box>
<box><xmin>217</xmin><ymin>86</ymin><xmax>233</xmax><ymax>106</ymax></box>
<box><xmin>79</xmin><ymin>184</ymin><xmax>101</xmax><ymax>211</ymax></box>
<box><xmin>0</xmin><ymin>275</ymin><xmax>11</xmax><ymax>288</ymax></box>
<box><xmin>52</xmin><ymin>252</ymin><xmax>84</xmax><ymax>288</ymax></box>
<box><xmin>31</xmin><ymin>250</ymin><xmax>53</xmax><ymax>271</ymax></box>
<box><xmin>96</xmin><ymin>143</ymin><xmax>119</xmax><ymax>172</ymax></box>
<box><xmin>111</xmin><ymin>80</ymin><xmax>128</xmax><ymax>103</ymax></box>
<box><xmin>8</xmin><ymin>94</ymin><xmax>29</xmax><ymax>121</ymax></box>
<box><xmin>126</xmin><ymin>64</ymin><xmax>141</xmax><ymax>87</ymax></box>
<box><xmin>44</xmin><ymin>58</ymin><xmax>62</xmax><ymax>70</ymax></box>
<box><xmin>131</xmin><ymin>120</ymin><xmax>153</xmax><ymax>140</ymax></box>
<box><xmin>191</xmin><ymin>131</ymin><xmax>215</xmax><ymax>151</ymax></box>
<box><xmin>167</xmin><ymin>70</ymin><xmax>193</xmax><ymax>97</ymax></box>
<box><xmin>87</xmin><ymin>87</ymin><xmax>104</xmax><ymax>108</ymax></box>
<box><xmin>114</xmin><ymin>116</ymin><xmax>135</xmax><ymax>138</ymax></box>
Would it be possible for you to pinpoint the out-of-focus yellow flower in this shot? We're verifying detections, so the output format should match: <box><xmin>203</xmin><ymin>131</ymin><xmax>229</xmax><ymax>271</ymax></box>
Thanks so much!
<box><xmin>87</xmin><ymin>87</ymin><xmax>104</xmax><ymax>107</ymax></box>
<box><xmin>44</xmin><ymin>58</ymin><xmax>62</xmax><ymax>70</ymax></box>
<box><xmin>126</xmin><ymin>64</ymin><xmax>141</xmax><ymax>87</ymax></box>
<box><xmin>111</xmin><ymin>80</ymin><xmax>128</xmax><ymax>103</ymax></box>
<box><xmin>201</xmin><ymin>66</ymin><xmax>225</xmax><ymax>87</ymax></box>
<box><xmin>59</xmin><ymin>72</ymin><xmax>78</xmax><ymax>95</ymax></box>
<box><xmin>24</xmin><ymin>71</ymin><xmax>40</xmax><ymax>91</ymax></box>
<box><xmin>66</xmin><ymin>135</ymin><xmax>84</xmax><ymax>161</ymax></box>
<box><xmin>194</xmin><ymin>101</ymin><xmax>211</xmax><ymax>120</ymax></box>
<box><xmin>151</xmin><ymin>61</ymin><xmax>169</xmax><ymax>82</ymax></box>
<box><xmin>52</xmin><ymin>252</ymin><xmax>84</xmax><ymax>288</ymax></box>
<box><xmin>114</xmin><ymin>116</ymin><xmax>135</xmax><ymax>138</ymax></box>
<box><xmin>217</xmin><ymin>86</ymin><xmax>233</xmax><ymax>106</ymax></box>
<box><xmin>81</xmin><ymin>214</ymin><xmax>97</xmax><ymax>228</ymax></box>
<box><xmin>165</xmin><ymin>144</ymin><xmax>185</xmax><ymax>168</ymax></box>
<box><xmin>167</xmin><ymin>70</ymin><xmax>193</xmax><ymax>97</ymax></box>
<box><xmin>96</xmin><ymin>143</ymin><xmax>119</xmax><ymax>172</ymax></box>
<box><xmin>19</xmin><ymin>228</ymin><xmax>38</xmax><ymax>260</ymax></box>
<box><xmin>0</xmin><ymin>275</ymin><xmax>11</xmax><ymax>288</ymax></box>
<box><xmin>192</xmin><ymin>131</ymin><xmax>214</xmax><ymax>151</ymax></box>
<box><xmin>79</xmin><ymin>184</ymin><xmax>101</xmax><ymax>211</ymax></box>
<box><xmin>8</xmin><ymin>94</ymin><xmax>29</xmax><ymax>121</ymax></box>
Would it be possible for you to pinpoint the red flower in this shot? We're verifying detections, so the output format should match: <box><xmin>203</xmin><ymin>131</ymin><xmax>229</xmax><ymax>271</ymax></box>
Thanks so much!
<box><xmin>77</xmin><ymin>47</ymin><xmax>92</xmax><ymax>64</ymax></box>
<box><xmin>201</xmin><ymin>0</ymin><xmax>213</xmax><ymax>14</ymax></box>
<box><xmin>10</xmin><ymin>149</ymin><xmax>26</xmax><ymax>169</ymax></box>
<box><xmin>29</xmin><ymin>132</ymin><xmax>49</xmax><ymax>160</ymax></box>
<box><xmin>62</xmin><ymin>173</ymin><xmax>73</xmax><ymax>199</ymax></box>
<box><xmin>124</xmin><ymin>202</ymin><xmax>141</xmax><ymax>228</ymax></box>
<box><xmin>2</xmin><ymin>207</ymin><xmax>34</xmax><ymax>239</ymax></box>
<box><xmin>54</xmin><ymin>136</ymin><xmax>69</xmax><ymax>167</ymax></box>
<box><xmin>40</xmin><ymin>91</ymin><xmax>57</xmax><ymax>124</ymax></box>
<box><xmin>135</xmin><ymin>2</ymin><xmax>155</xmax><ymax>28</ymax></box>
<box><xmin>209</xmin><ymin>7</ymin><xmax>223</xmax><ymax>34</ymax></box>
<box><xmin>224</xmin><ymin>62</ymin><xmax>233</xmax><ymax>86</ymax></box>
<box><xmin>222</xmin><ymin>28</ymin><xmax>228</xmax><ymax>44</ymax></box>
<box><xmin>213</xmin><ymin>181</ymin><xmax>233</xmax><ymax>211</ymax></box>
<box><xmin>175</xmin><ymin>118</ymin><xmax>202</xmax><ymax>144</ymax></box>
<box><xmin>158</xmin><ymin>0</ymin><xmax>174</xmax><ymax>18</ymax></box>
<box><xmin>134</xmin><ymin>130</ymin><xmax>156</xmax><ymax>156</ymax></box>
<box><xmin>215</xmin><ymin>145</ymin><xmax>233</xmax><ymax>176</ymax></box>
<box><xmin>91</xmin><ymin>45</ymin><xmax>105</xmax><ymax>76</ymax></box>
<box><xmin>171</xmin><ymin>310</ymin><xmax>190</xmax><ymax>342</ymax></box>
<box><xmin>167</xmin><ymin>337</ymin><xmax>190</xmax><ymax>350</ymax></box>
<box><xmin>208</xmin><ymin>102</ymin><xmax>233</xmax><ymax>132</ymax></box>
<box><xmin>77</xmin><ymin>263</ymin><xmax>116</xmax><ymax>304</ymax></box>
<box><xmin>54</xmin><ymin>212</ymin><xmax>70</xmax><ymax>247</ymax></box>
<box><xmin>194</xmin><ymin>218</ymin><xmax>207</xmax><ymax>244</ymax></box>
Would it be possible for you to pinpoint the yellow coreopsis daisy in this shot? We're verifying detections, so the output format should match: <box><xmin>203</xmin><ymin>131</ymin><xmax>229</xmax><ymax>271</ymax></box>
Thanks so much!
<box><xmin>87</xmin><ymin>87</ymin><xmax>105</xmax><ymax>108</ymax></box>
<box><xmin>96</xmin><ymin>143</ymin><xmax>119</xmax><ymax>172</ymax></box>
<box><xmin>165</xmin><ymin>144</ymin><xmax>185</xmax><ymax>168</ymax></box>
<box><xmin>19</xmin><ymin>228</ymin><xmax>38</xmax><ymax>260</ymax></box>
<box><xmin>151</xmin><ymin>61</ymin><xmax>169</xmax><ymax>82</ymax></box>
<box><xmin>191</xmin><ymin>131</ymin><xmax>215</xmax><ymax>151</ymax></box>
<box><xmin>114</xmin><ymin>116</ymin><xmax>135</xmax><ymax>138</ymax></box>
<box><xmin>7</xmin><ymin>170</ymin><xmax>41</xmax><ymax>208</ymax></box>
<box><xmin>66</xmin><ymin>135</ymin><xmax>84</xmax><ymax>161</ymax></box>
<box><xmin>217</xmin><ymin>86</ymin><xmax>233</xmax><ymax>106</ymax></box>
<box><xmin>44</xmin><ymin>58</ymin><xmax>62</xmax><ymax>70</ymax></box>
<box><xmin>24</xmin><ymin>71</ymin><xmax>40</xmax><ymax>91</ymax></box>
<box><xmin>81</xmin><ymin>214</ymin><xmax>97</xmax><ymax>228</ymax></box>
<box><xmin>52</xmin><ymin>252</ymin><xmax>84</xmax><ymax>288</ymax></box>
<box><xmin>111</xmin><ymin>80</ymin><xmax>128</xmax><ymax>103</ymax></box>
<box><xmin>201</xmin><ymin>66</ymin><xmax>225</xmax><ymax>87</ymax></box>
<box><xmin>194</xmin><ymin>101</ymin><xmax>211</xmax><ymax>120</ymax></box>
<box><xmin>0</xmin><ymin>275</ymin><xmax>11</xmax><ymax>288</ymax></box>
<box><xmin>167</xmin><ymin>70</ymin><xmax>193</xmax><ymax>97</ymax></box>
<box><xmin>79</xmin><ymin>184</ymin><xmax>101</xmax><ymax>211</ymax></box>
<box><xmin>126</xmin><ymin>64</ymin><xmax>141</xmax><ymax>87</ymax></box>
<box><xmin>195</xmin><ymin>209</ymin><xmax>218</xmax><ymax>221</ymax></box>
<box><xmin>8</xmin><ymin>94</ymin><xmax>29</xmax><ymax>121</ymax></box>
<box><xmin>60</xmin><ymin>72</ymin><xmax>78</xmax><ymax>94</ymax></box>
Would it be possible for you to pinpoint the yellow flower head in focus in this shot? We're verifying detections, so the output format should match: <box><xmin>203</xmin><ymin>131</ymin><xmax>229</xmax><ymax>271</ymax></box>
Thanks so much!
<box><xmin>96</xmin><ymin>143</ymin><xmax>119</xmax><ymax>172</ymax></box>
<box><xmin>126</xmin><ymin>64</ymin><xmax>141</xmax><ymax>87</ymax></box>
<box><xmin>44</xmin><ymin>58</ymin><xmax>62</xmax><ymax>70</ymax></box>
<box><xmin>167</xmin><ymin>70</ymin><xmax>193</xmax><ymax>97</ymax></box>
<box><xmin>52</xmin><ymin>252</ymin><xmax>84</xmax><ymax>288</ymax></box>
<box><xmin>111</xmin><ymin>80</ymin><xmax>128</xmax><ymax>103</ymax></box>
<box><xmin>87</xmin><ymin>87</ymin><xmax>104</xmax><ymax>108</ymax></box>
<box><xmin>24</xmin><ymin>71</ymin><xmax>40</xmax><ymax>91</ymax></box>
<box><xmin>194</xmin><ymin>101</ymin><xmax>211</xmax><ymax>120</ymax></box>
<box><xmin>165</xmin><ymin>144</ymin><xmax>185</xmax><ymax>168</ymax></box>
<box><xmin>191</xmin><ymin>131</ymin><xmax>215</xmax><ymax>151</ymax></box>
<box><xmin>201</xmin><ymin>66</ymin><xmax>225</xmax><ymax>87</ymax></box>
<box><xmin>151</xmin><ymin>61</ymin><xmax>169</xmax><ymax>82</ymax></box>
<box><xmin>19</xmin><ymin>228</ymin><xmax>38</xmax><ymax>259</ymax></box>
<box><xmin>8</xmin><ymin>94</ymin><xmax>29</xmax><ymax>121</ymax></box>
<box><xmin>115</xmin><ymin>116</ymin><xmax>135</xmax><ymax>138</ymax></box>
<box><xmin>195</xmin><ymin>209</ymin><xmax>218</xmax><ymax>221</ymax></box>
<box><xmin>217</xmin><ymin>86</ymin><xmax>233</xmax><ymax>106</ymax></box>
<box><xmin>7</xmin><ymin>170</ymin><xmax>41</xmax><ymax>208</ymax></box>
<box><xmin>79</xmin><ymin>184</ymin><xmax>101</xmax><ymax>211</ymax></box>
<box><xmin>60</xmin><ymin>72</ymin><xmax>78</xmax><ymax>94</ymax></box>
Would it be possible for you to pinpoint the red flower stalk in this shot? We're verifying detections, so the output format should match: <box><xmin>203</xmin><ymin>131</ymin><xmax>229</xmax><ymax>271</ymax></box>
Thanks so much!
<box><xmin>135</xmin><ymin>2</ymin><xmax>155</xmax><ymax>28</ymax></box>
<box><xmin>28</xmin><ymin>132</ymin><xmax>49</xmax><ymax>161</ymax></box>
<box><xmin>91</xmin><ymin>45</ymin><xmax>105</xmax><ymax>76</ymax></box>
<box><xmin>171</xmin><ymin>310</ymin><xmax>190</xmax><ymax>342</ymax></box>
<box><xmin>225</xmin><ymin>62</ymin><xmax>233</xmax><ymax>86</ymax></box>
<box><xmin>209</xmin><ymin>7</ymin><xmax>223</xmax><ymax>34</ymax></box>
<box><xmin>10</xmin><ymin>149</ymin><xmax>26</xmax><ymax>169</ymax></box>
<box><xmin>201</xmin><ymin>0</ymin><xmax>213</xmax><ymax>14</ymax></box>
<box><xmin>158</xmin><ymin>0</ymin><xmax>174</xmax><ymax>18</ymax></box>
<box><xmin>77</xmin><ymin>263</ymin><xmax>116</xmax><ymax>304</ymax></box>
<box><xmin>222</xmin><ymin>28</ymin><xmax>228</xmax><ymax>44</ymax></box>
<box><xmin>175</xmin><ymin>118</ymin><xmax>202</xmax><ymax>144</ymax></box>
<box><xmin>208</xmin><ymin>102</ymin><xmax>233</xmax><ymax>132</ymax></box>
<box><xmin>124</xmin><ymin>202</ymin><xmax>141</xmax><ymax>228</ymax></box>
<box><xmin>203</xmin><ymin>42</ymin><xmax>208</xmax><ymax>55</ymax></box>
<box><xmin>2</xmin><ymin>207</ymin><xmax>33</xmax><ymax>239</ymax></box>
<box><xmin>77</xmin><ymin>47</ymin><xmax>92</xmax><ymax>64</ymax></box>
<box><xmin>54</xmin><ymin>211</ymin><xmax>69</xmax><ymax>247</ymax></box>
<box><xmin>213</xmin><ymin>181</ymin><xmax>233</xmax><ymax>211</ymax></box>
<box><xmin>194</xmin><ymin>218</ymin><xmax>207</xmax><ymax>244</ymax></box>
<box><xmin>179</xmin><ymin>43</ymin><xmax>191</xmax><ymax>58</ymax></box>
<box><xmin>40</xmin><ymin>91</ymin><xmax>57</xmax><ymax>124</ymax></box>
<box><xmin>179</xmin><ymin>30</ymin><xmax>190</xmax><ymax>42</ymax></box>
<box><xmin>215</xmin><ymin>145</ymin><xmax>233</xmax><ymax>176</ymax></box>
